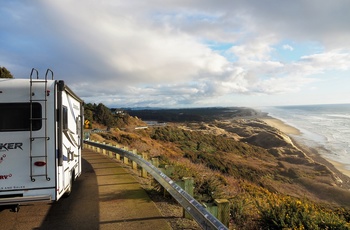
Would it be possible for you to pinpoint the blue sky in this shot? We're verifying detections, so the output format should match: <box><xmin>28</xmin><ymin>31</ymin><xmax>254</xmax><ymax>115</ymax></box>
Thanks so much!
<box><xmin>1</xmin><ymin>0</ymin><xmax>350</xmax><ymax>108</ymax></box>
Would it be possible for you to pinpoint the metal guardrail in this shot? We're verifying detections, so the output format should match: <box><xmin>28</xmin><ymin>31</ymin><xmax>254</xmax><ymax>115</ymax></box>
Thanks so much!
<box><xmin>84</xmin><ymin>140</ymin><xmax>228</xmax><ymax>230</ymax></box>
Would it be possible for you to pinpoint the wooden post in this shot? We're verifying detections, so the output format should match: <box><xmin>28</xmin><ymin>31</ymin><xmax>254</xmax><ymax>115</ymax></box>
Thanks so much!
<box><xmin>102</xmin><ymin>142</ymin><xmax>106</xmax><ymax>155</ymax></box>
<box><xmin>123</xmin><ymin>147</ymin><xmax>129</xmax><ymax>165</ymax></box>
<box><xmin>106</xmin><ymin>143</ymin><xmax>111</xmax><ymax>157</ymax></box>
<box><xmin>141</xmin><ymin>153</ymin><xmax>148</xmax><ymax>178</ymax></box>
<box><xmin>132</xmin><ymin>149</ymin><xmax>138</xmax><ymax>170</ymax></box>
<box><xmin>115</xmin><ymin>144</ymin><xmax>120</xmax><ymax>160</ymax></box>
<box><xmin>161</xmin><ymin>165</ymin><xmax>174</xmax><ymax>197</ymax></box>
<box><xmin>92</xmin><ymin>141</ymin><xmax>96</xmax><ymax>152</ymax></box>
<box><xmin>215</xmin><ymin>199</ymin><xmax>230</xmax><ymax>228</ymax></box>
<box><xmin>203</xmin><ymin>203</ymin><xmax>218</xmax><ymax>218</ymax></box>
<box><xmin>151</xmin><ymin>157</ymin><xmax>159</xmax><ymax>168</ymax></box>
<box><xmin>179</xmin><ymin>177</ymin><xmax>194</xmax><ymax>219</ymax></box>
<box><xmin>163</xmin><ymin>165</ymin><xmax>174</xmax><ymax>177</ymax></box>
<box><xmin>95</xmin><ymin>141</ymin><xmax>100</xmax><ymax>153</ymax></box>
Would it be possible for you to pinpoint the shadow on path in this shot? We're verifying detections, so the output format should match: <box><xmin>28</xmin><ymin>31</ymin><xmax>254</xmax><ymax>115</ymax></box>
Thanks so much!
<box><xmin>39</xmin><ymin>157</ymin><xmax>99</xmax><ymax>230</ymax></box>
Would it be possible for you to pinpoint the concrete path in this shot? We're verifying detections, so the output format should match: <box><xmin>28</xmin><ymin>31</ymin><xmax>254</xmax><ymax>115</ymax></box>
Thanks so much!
<box><xmin>0</xmin><ymin>149</ymin><xmax>172</xmax><ymax>230</ymax></box>
<box><xmin>82</xmin><ymin>148</ymin><xmax>172</xmax><ymax>230</ymax></box>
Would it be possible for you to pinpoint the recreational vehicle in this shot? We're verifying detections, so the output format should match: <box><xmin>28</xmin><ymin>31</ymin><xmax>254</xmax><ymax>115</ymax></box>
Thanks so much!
<box><xmin>0</xmin><ymin>69</ymin><xmax>84</xmax><ymax>211</ymax></box>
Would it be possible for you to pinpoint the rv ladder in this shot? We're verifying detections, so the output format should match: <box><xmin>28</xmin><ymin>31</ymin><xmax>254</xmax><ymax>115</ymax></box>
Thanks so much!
<box><xmin>29</xmin><ymin>69</ymin><xmax>53</xmax><ymax>182</ymax></box>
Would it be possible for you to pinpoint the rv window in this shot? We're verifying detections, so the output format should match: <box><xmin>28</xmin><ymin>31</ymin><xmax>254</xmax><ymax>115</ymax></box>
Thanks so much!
<box><xmin>76</xmin><ymin>116</ymin><xmax>81</xmax><ymax>135</ymax></box>
<box><xmin>63</xmin><ymin>106</ymin><xmax>68</xmax><ymax>130</ymax></box>
<box><xmin>0</xmin><ymin>103</ymin><xmax>42</xmax><ymax>132</ymax></box>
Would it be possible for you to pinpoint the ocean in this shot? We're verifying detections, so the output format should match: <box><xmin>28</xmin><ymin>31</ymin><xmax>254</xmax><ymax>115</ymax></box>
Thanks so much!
<box><xmin>261</xmin><ymin>104</ymin><xmax>350</xmax><ymax>170</ymax></box>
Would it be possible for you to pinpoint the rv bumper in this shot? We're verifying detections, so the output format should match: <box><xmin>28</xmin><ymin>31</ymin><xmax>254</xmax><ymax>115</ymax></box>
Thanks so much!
<box><xmin>0</xmin><ymin>195</ymin><xmax>52</xmax><ymax>206</ymax></box>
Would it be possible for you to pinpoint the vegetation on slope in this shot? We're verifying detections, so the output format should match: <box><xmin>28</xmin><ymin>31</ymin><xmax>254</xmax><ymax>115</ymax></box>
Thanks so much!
<box><xmin>150</xmin><ymin>126</ymin><xmax>276</xmax><ymax>183</ymax></box>
<box><xmin>85</xmin><ymin>103</ymin><xmax>146</xmax><ymax>129</ymax></box>
<box><xmin>85</xmin><ymin>104</ymin><xmax>350</xmax><ymax>229</ymax></box>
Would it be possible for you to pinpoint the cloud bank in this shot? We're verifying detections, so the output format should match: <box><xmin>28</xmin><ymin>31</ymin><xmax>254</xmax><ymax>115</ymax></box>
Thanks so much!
<box><xmin>1</xmin><ymin>0</ymin><xmax>350</xmax><ymax>107</ymax></box>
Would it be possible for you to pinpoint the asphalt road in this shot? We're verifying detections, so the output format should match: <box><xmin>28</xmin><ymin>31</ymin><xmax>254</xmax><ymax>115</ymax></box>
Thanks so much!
<box><xmin>0</xmin><ymin>149</ymin><xmax>172</xmax><ymax>230</ymax></box>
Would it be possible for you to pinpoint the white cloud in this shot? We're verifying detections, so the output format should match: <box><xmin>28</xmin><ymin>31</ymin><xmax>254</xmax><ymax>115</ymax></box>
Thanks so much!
<box><xmin>300</xmin><ymin>50</ymin><xmax>350</xmax><ymax>71</ymax></box>
<box><xmin>283</xmin><ymin>45</ymin><xmax>294</xmax><ymax>51</ymax></box>
<box><xmin>1</xmin><ymin>0</ymin><xmax>350</xmax><ymax>107</ymax></box>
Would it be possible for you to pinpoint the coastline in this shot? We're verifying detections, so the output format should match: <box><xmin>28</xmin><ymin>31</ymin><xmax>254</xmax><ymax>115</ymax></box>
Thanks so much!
<box><xmin>260</xmin><ymin>116</ymin><xmax>301</xmax><ymax>135</ymax></box>
<box><xmin>260</xmin><ymin>116</ymin><xmax>350</xmax><ymax>182</ymax></box>
<box><xmin>325</xmin><ymin>158</ymin><xmax>350</xmax><ymax>179</ymax></box>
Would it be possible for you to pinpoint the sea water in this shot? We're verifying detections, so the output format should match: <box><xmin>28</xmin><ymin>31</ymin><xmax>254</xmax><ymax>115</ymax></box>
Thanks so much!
<box><xmin>261</xmin><ymin>104</ymin><xmax>350</xmax><ymax>170</ymax></box>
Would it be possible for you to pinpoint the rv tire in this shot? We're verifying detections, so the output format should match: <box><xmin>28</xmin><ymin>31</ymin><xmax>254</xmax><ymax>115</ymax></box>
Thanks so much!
<box><xmin>64</xmin><ymin>172</ymin><xmax>74</xmax><ymax>197</ymax></box>
<box><xmin>11</xmin><ymin>204</ymin><xmax>20</xmax><ymax>212</ymax></box>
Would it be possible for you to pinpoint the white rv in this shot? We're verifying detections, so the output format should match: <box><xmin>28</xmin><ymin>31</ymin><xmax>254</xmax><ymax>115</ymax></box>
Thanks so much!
<box><xmin>0</xmin><ymin>69</ymin><xmax>84</xmax><ymax>211</ymax></box>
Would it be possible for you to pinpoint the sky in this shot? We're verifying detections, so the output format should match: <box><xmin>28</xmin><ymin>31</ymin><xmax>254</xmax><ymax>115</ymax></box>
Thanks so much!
<box><xmin>1</xmin><ymin>0</ymin><xmax>350</xmax><ymax>108</ymax></box>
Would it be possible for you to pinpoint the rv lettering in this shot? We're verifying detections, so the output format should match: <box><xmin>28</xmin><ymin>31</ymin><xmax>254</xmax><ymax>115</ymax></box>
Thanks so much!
<box><xmin>14</xmin><ymin>185</ymin><xmax>25</xmax><ymax>189</ymax></box>
<box><xmin>0</xmin><ymin>185</ymin><xmax>25</xmax><ymax>190</ymax></box>
<box><xmin>0</xmin><ymin>174</ymin><xmax>12</xmax><ymax>180</ymax></box>
<box><xmin>0</xmin><ymin>154</ymin><xmax>6</xmax><ymax>163</ymax></box>
<box><xmin>0</xmin><ymin>143</ymin><xmax>23</xmax><ymax>151</ymax></box>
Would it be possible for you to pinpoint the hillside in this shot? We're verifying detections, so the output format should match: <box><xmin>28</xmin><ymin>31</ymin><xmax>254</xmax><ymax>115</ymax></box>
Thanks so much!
<box><xmin>88</xmin><ymin>106</ymin><xmax>350</xmax><ymax>229</ymax></box>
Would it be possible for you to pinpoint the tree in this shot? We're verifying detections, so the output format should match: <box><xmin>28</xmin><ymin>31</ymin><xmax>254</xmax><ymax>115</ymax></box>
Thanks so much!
<box><xmin>84</xmin><ymin>103</ymin><xmax>95</xmax><ymax>122</ymax></box>
<box><xmin>0</xmin><ymin>67</ymin><xmax>14</xmax><ymax>78</ymax></box>
<box><xmin>94</xmin><ymin>103</ymin><xmax>115</xmax><ymax>127</ymax></box>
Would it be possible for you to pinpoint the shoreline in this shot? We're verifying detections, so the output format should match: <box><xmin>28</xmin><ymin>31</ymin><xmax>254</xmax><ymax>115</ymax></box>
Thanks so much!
<box><xmin>260</xmin><ymin>116</ymin><xmax>301</xmax><ymax>135</ymax></box>
<box><xmin>326</xmin><ymin>158</ymin><xmax>350</xmax><ymax>179</ymax></box>
<box><xmin>260</xmin><ymin>116</ymin><xmax>350</xmax><ymax>182</ymax></box>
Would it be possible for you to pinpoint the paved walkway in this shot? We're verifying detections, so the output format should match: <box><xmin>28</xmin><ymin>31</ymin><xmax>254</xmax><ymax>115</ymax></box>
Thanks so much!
<box><xmin>81</xmin><ymin>148</ymin><xmax>172</xmax><ymax>230</ymax></box>
<box><xmin>0</xmin><ymin>149</ymin><xmax>172</xmax><ymax>230</ymax></box>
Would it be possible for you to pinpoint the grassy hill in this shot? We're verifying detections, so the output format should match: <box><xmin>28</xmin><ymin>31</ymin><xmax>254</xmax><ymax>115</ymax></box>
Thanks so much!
<box><xmin>87</xmin><ymin>106</ymin><xmax>350</xmax><ymax>229</ymax></box>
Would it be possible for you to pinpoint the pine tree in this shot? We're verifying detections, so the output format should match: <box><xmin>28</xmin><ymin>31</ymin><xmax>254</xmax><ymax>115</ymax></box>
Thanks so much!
<box><xmin>95</xmin><ymin>103</ymin><xmax>115</xmax><ymax>127</ymax></box>
<box><xmin>0</xmin><ymin>67</ymin><xmax>14</xmax><ymax>78</ymax></box>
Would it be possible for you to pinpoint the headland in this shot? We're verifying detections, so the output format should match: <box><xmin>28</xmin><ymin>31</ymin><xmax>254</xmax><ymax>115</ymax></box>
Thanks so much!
<box><xmin>126</xmin><ymin>107</ymin><xmax>350</xmax><ymax>206</ymax></box>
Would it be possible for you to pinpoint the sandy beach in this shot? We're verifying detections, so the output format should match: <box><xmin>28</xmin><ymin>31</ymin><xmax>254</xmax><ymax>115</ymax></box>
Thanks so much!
<box><xmin>324</xmin><ymin>158</ymin><xmax>350</xmax><ymax>179</ymax></box>
<box><xmin>260</xmin><ymin>116</ymin><xmax>301</xmax><ymax>135</ymax></box>
<box><xmin>260</xmin><ymin>116</ymin><xmax>350</xmax><ymax>180</ymax></box>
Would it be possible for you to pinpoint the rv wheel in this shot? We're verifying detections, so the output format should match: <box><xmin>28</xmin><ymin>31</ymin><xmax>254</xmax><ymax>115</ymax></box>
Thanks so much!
<box><xmin>12</xmin><ymin>204</ymin><xmax>20</xmax><ymax>212</ymax></box>
<box><xmin>64</xmin><ymin>172</ymin><xmax>74</xmax><ymax>197</ymax></box>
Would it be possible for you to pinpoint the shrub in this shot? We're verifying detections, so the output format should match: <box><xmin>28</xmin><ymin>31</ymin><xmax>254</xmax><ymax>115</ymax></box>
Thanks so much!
<box><xmin>230</xmin><ymin>194</ymin><xmax>258</xmax><ymax>229</ymax></box>
<box><xmin>256</xmin><ymin>194</ymin><xmax>349</xmax><ymax>229</ymax></box>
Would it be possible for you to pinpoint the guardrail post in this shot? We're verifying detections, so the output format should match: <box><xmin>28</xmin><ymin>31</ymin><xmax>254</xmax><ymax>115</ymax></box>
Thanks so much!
<box><xmin>161</xmin><ymin>165</ymin><xmax>174</xmax><ymax>197</ymax></box>
<box><xmin>102</xmin><ymin>142</ymin><xmax>106</xmax><ymax>155</ymax></box>
<box><xmin>91</xmin><ymin>141</ymin><xmax>95</xmax><ymax>151</ymax></box>
<box><xmin>178</xmin><ymin>177</ymin><xmax>194</xmax><ymax>219</ymax></box>
<box><xmin>106</xmin><ymin>143</ymin><xmax>111</xmax><ymax>157</ymax></box>
<box><xmin>115</xmin><ymin>144</ymin><xmax>121</xmax><ymax>160</ymax></box>
<box><xmin>215</xmin><ymin>199</ymin><xmax>230</xmax><ymax>228</ymax></box>
<box><xmin>123</xmin><ymin>147</ymin><xmax>129</xmax><ymax>165</ymax></box>
<box><xmin>141</xmin><ymin>153</ymin><xmax>148</xmax><ymax>178</ymax></box>
<box><xmin>132</xmin><ymin>149</ymin><xmax>138</xmax><ymax>170</ymax></box>
<box><xmin>89</xmin><ymin>142</ymin><xmax>93</xmax><ymax>149</ymax></box>
<box><xmin>151</xmin><ymin>157</ymin><xmax>159</xmax><ymax>168</ymax></box>
<box><xmin>96</xmin><ymin>141</ymin><xmax>100</xmax><ymax>153</ymax></box>
<box><xmin>203</xmin><ymin>203</ymin><xmax>218</xmax><ymax>219</ymax></box>
<box><xmin>162</xmin><ymin>165</ymin><xmax>174</xmax><ymax>176</ymax></box>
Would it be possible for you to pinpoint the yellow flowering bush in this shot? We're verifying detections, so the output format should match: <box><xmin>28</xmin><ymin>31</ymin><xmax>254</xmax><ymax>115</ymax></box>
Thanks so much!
<box><xmin>256</xmin><ymin>194</ymin><xmax>349</xmax><ymax>229</ymax></box>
